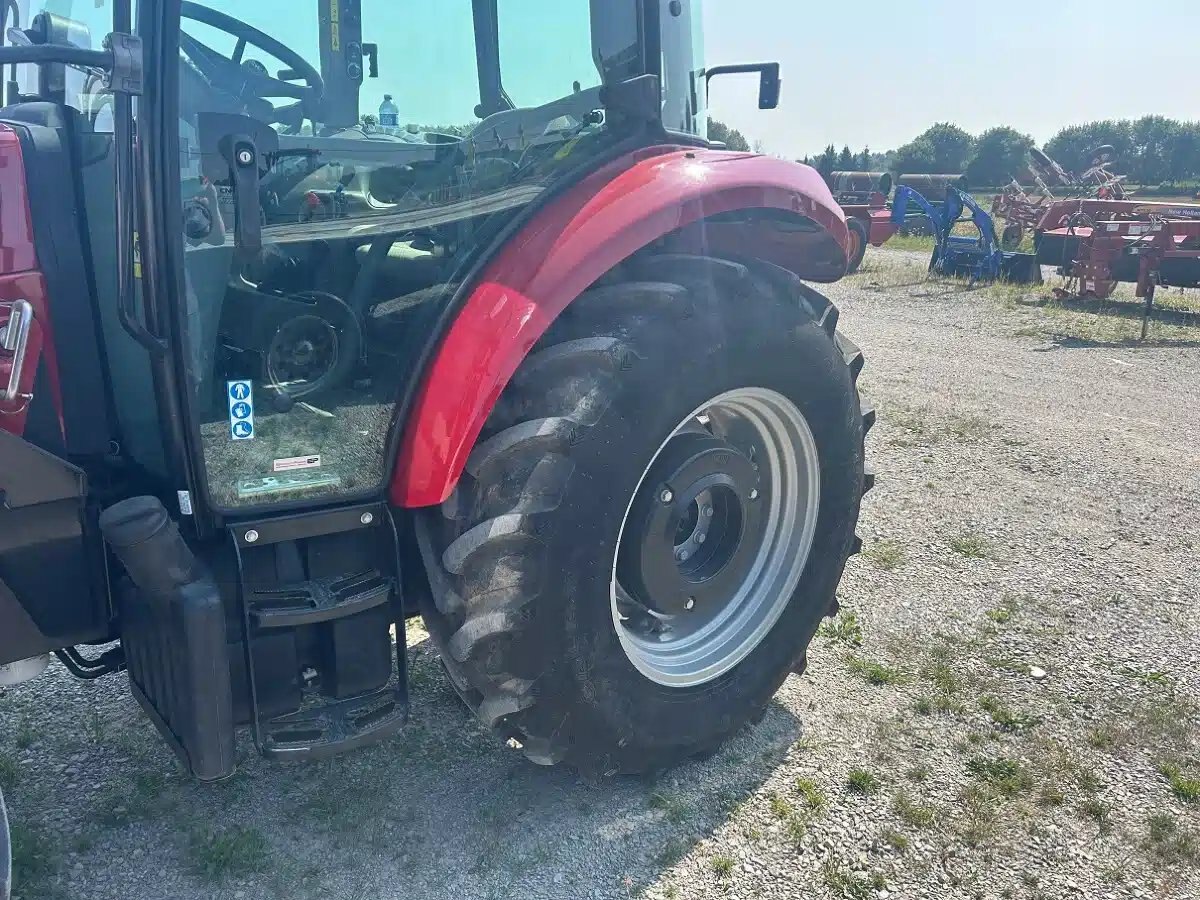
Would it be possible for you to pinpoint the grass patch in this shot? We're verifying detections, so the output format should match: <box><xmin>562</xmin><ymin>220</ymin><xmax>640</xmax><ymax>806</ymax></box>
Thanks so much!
<box><xmin>892</xmin><ymin>790</ymin><xmax>936</xmax><ymax>828</ymax></box>
<box><xmin>655</xmin><ymin>836</ymin><xmax>688</xmax><ymax>869</ymax></box>
<box><xmin>14</xmin><ymin>718</ymin><xmax>36</xmax><ymax>750</ymax></box>
<box><xmin>795</xmin><ymin>777</ymin><xmax>826</xmax><ymax>812</ymax></box>
<box><xmin>846</xmin><ymin>656</ymin><xmax>903</xmax><ymax>686</ymax></box>
<box><xmin>1080</xmin><ymin>797</ymin><xmax>1113</xmax><ymax>833</ymax></box>
<box><xmin>921</xmin><ymin>652</ymin><xmax>965</xmax><ymax>696</ymax></box>
<box><xmin>906</xmin><ymin>764</ymin><xmax>931</xmax><ymax>783</ymax></box>
<box><xmin>864</xmin><ymin>540</ymin><xmax>906</xmax><ymax>571</ymax></box>
<box><xmin>821</xmin><ymin>860</ymin><xmax>885</xmax><ymax>899</ymax></box>
<box><xmin>917</xmin><ymin>648</ymin><xmax>969</xmax><ymax>715</ymax></box>
<box><xmin>767</xmin><ymin>779</ymin><xmax>827</xmax><ymax>846</ymax></box>
<box><xmin>1037</xmin><ymin>784</ymin><xmax>1066</xmax><ymax>808</ymax></box>
<box><xmin>961</xmin><ymin>784</ymin><xmax>1000</xmax><ymax>847</ymax></box>
<box><xmin>978</xmin><ymin>695</ymin><xmax>1040</xmax><ymax>731</ymax></box>
<box><xmin>965</xmin><ymin>756</ymin><xmax>1033</xmax><ymax>797</ymax></box>
<box><xmin>1087</xmin><ymin>725</ymin><xmax>1120</xmax><ymax>751</ymax></box>
<box><xmin>819</xmin><ymin>610</ymin><xmax>864</xmax><ymax>647</ymax></box>
<box><xmin>846</xmin><ymin>769</ymin><xmax>880</xmax><ymax>795</ymax></box>
<box><xmin>985</xmin><ymin>606</ymin><xmax>1012</xmax><ymax>624</ymax></box>
<box><xmin>881</xmin><ymin>828</ymin><xmax>910</xmax><ymax>852</ymax></box>
<box><xmin>710</xmin><ymin>855</ymin><xmax>734</xmax><ymax>877</ymax></box>
<box><xmin>1146</xmin><ymin>812</ymin><xmax>1200</xmax><ymax>866</ymax></box>
<box><xmin>946</xmin><ymin>414</ymin><xmax>992</xmax><ymax>441</ymax></box>
<box><xmin>0</xmin><ymin>750</ymin><xmax>19</xmax><ymax>791</ymax></box>
<box><xmin>648</xmin><ymin>789</ymin><xmax>691</xmax><ymax>824</ymax></box>
<box><xmin>10</xmin><ymin>821</ymin><xmax>59</xmax><ymax>893</ymax></box>
<box><xmin>189</xmin><ymin>826</ymin><xmax>271</xmax><ymax>881</ymax></box>
<box><xmin>947</xmin><ymin>532</ymin><xmax>989</xmax><ymax>559</ymax></box>
<box><xmin>767</xmin><ymin>792</ymin><xmax>793</xmax><ymax>822</ymax></box>
<box><xmin>1158</xmin><ymin>760</ymin><xmax>1200</xmax><ymax>804</ymax></box>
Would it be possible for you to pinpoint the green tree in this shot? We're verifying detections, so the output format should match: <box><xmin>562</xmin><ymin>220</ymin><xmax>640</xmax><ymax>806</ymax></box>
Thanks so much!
<box><xmin>893</xmin><ymin>123</ymin><xmax>975</xmax><ymax>174</ymax></box>
<box><xmin>1167</xmin><ymin>123</ymin><xmax>1200</xmax><ymax>184</ymax></box>
<box><xmin>359</xmin><ymin>113</ymin><xmax>378</xmax><ymax>128</ymax></box>
<box><xmin>859</xmin><ymin>146</ymin><xmax>871</xmax><ymax>169</ymax></box>
<box><xmin>816</xmin><ymin>144</ymin><xmax>837</xmax><ymax>183</ymax></box>
<box><xmin>708</xmin><ymin>118</ymin><xmax>751</xmax><ymax>152</ymax></box>
<box><xmin>837</xmin><ymin>144</ymin><xmax>855</xmax><ymax>170</ymax></box>
<box><xmin>1044</xmin><ymin>120</ymin><xmax>1134</xmax><ymax>176</ymax></box>
<box><xmin>965</xmin><ymin>126</ymin><xmax>1035</xmax><ymax>186</ymax></box>
<box><xmin>1130</xmin><ymin>115</ymin><xmax>1179</xmax><ymax>184</ymax></box>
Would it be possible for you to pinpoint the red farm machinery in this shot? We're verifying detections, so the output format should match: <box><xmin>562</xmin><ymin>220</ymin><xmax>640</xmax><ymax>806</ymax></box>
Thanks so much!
<box><xmin>0</xmin><ymin>0</ymin><xmax>873</xmax><ymax>886</ymax></box>
<box><xmin>1035</xmin><ymin>197</ymin><xmax>1200</xmax><ymax>337</ymax></box>
<box><xmin>992</xmin><ymin>144</ymin><xmax>1129</xmax><ymax>250</ymax></box>
<box><xmin>828</xmin><ymin>171</ymin><xmax>899</xmax><ymax>273</ymax></box>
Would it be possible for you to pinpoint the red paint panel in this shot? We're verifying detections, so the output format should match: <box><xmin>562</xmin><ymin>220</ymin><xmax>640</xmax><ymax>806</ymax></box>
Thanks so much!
<box><xmin>391</xmin><ymin>147</ymin><xmax>849</xmax><ymax>508</ymax></box>
<box><xmin>0</xmin><ymin>127</ymin><xmax>37</xmax><ymax>275</ymax></box>
<box><xmin>0</xmin><ymin>126</ymin><xmax>63</xmax><ymax>438</ymax></box>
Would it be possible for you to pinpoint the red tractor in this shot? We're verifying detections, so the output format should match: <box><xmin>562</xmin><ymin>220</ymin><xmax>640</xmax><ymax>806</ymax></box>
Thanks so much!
<box><xmin>0</xmin><ymin>0</ymin><xmax>870</xmax><ymax>878</ymax></box>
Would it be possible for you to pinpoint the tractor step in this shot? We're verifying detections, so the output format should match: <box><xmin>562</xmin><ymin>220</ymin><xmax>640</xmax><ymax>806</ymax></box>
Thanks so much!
<box><xmin>261</xmin><ymin>684</ymin><xmax>406</xmax><ymax>760</ymax></box>
<box><xmin>230</xmin><ymin>503</ymin><xmax>409</xmax><ymax>762</ymax></box>
<box><xmin>249</xmin><ymin>571</ymin><xmax>391</xmax><ymax>628</ymax></box>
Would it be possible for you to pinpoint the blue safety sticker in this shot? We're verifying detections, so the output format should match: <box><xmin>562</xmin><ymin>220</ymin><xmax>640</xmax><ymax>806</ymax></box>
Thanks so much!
<box><xmin>227</xmin><ymin>380</ymin><xmax>255</xmax><ymax>440</ymax></box>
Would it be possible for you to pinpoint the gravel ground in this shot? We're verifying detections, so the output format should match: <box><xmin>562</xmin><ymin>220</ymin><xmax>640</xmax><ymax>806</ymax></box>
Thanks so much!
<box><xmin>3</xmin><ymin>248</ymin><xmax>1199</xmax><ymax>900</ymax></box>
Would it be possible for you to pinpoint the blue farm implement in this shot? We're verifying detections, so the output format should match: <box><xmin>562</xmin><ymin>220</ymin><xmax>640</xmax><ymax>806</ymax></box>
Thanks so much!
<box><xmin>891</xmin><ymin>186</ymin><xmax>1042</xmax><ymax>285</ymax></box>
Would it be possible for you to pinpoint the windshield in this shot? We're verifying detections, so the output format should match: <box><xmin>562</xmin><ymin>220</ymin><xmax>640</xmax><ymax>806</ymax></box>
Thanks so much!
<box><xmin>175</xmin><ymin>0</ymin><xmax>646</xmax><ymax>510</ymax></box>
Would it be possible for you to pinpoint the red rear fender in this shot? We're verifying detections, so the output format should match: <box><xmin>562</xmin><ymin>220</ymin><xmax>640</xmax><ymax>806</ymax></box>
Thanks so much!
<box><xmin>391</xmin><ymin>147</ymin><xmax>849</xmax><ymax>508</ymax></box>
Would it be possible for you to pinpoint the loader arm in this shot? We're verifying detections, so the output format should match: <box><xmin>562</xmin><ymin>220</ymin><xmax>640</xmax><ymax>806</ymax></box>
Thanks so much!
<box><xmin>890</xmin><ymin>185</ymin><xmax>945</xmax><ymax>236</ymax></box>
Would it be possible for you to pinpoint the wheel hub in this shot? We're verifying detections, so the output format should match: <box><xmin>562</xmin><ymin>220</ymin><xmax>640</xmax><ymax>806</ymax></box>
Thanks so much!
<box><xmin>611</xmin><ymin>388</ymin><xmax>822</xmax><ymax>688</ymax></box>
<box><xmin>617</xmin><ymin>432</ymin><xmax>764</xmax><ymax>617</ymax></box>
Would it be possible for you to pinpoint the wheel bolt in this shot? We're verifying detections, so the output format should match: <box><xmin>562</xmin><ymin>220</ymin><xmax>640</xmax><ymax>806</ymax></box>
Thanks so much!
<box><xmin>703</xmin><ymin>505</ymin><xmax>714</xmax><ymax>517</ymax></box>
<box><xmin>696</xmin><ymin>532</ymin><xmax>706</xmax><ymax>544</ymax></box>
<box><xmin>749</xmin><ymin>489</ymin><xmax>759</xmax><ymax>501</ymax></box>
<box><xmin>676</xmin><ymin>548</ymin><xmax>690</xmax><ymax>562</ymax></box>
<box><xmin>685</xmin><ymin>597</ymin><xmax>696</xmax><ymax>611</ymax></box>
<box><xmin>660</xmin><ymin>488</ymin><xmax>674</xmax><ymax>503</ymax></box>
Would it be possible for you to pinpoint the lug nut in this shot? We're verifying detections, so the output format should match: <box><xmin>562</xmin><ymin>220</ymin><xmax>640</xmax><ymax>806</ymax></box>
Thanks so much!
<box><xmin>696</xmin><ymin>532</ymin><xmax>706</xmax><ymax>544</ymax></box>
<box><xmin>676</xmin><ymin>548</ymin><xmax>690</xmax><ymax>562</ymax></box>
<box><xmin>660</xmin><ymin>488</ymin><xmax>674</xmax><ymax>503</ymax></box>
<box><xmin>244</xmin><ymin>529</ymin><xmax>259</xmax><ymax>543</ymax></box>
<box><xmin>749</xmin><ymin>489</ymin><xmax>759</xmax><ymax>501</ymax></box>
<box><xmin>703</xmin><ymin>505</ymin><xmax>714</xmax><ymax>517</ymax></box>
<box><xmin>685</xmin><ymin>597</ymin><xmax>696</xmax><ymax>611</ymax></box>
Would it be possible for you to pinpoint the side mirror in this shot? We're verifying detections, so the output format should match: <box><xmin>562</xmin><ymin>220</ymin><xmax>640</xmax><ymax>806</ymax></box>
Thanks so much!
<box><xmin>705</xmin><ymin>62</ymin><xmax>781</xmax><ymax>110</ymax></box>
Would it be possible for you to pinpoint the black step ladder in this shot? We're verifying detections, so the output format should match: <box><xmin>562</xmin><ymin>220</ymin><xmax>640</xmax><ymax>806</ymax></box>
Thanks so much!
<box><xmin>228</xmin><ymin>502</ymin><xmax>408</xmax><ymax>760</ymax></box>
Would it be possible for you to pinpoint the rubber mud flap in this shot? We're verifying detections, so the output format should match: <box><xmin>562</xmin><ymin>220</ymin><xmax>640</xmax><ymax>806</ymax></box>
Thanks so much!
<box><xmin>101</xmin><ymin>497</ymin><xmax>236</xmax><ymax>781</ymax></box>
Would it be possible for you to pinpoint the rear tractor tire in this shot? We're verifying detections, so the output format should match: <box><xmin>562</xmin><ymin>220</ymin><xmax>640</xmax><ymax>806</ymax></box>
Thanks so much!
<box><xmin>417</xmin><ymin>253</ymin><xmax>874</xmax><ymax>774</ymax></box>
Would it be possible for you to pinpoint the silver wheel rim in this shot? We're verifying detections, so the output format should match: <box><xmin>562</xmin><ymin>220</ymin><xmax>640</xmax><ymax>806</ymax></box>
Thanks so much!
<box><xmin>611</xmin><ymin>387</ymin><xmax>821</xmax><ymax>687</ymax></box>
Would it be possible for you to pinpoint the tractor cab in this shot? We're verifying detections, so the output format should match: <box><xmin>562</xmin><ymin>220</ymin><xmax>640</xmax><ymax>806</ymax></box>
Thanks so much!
<box><xmin>2</xmin><ymin>0</ymin><xmax>713</xmax><ymax>517</ymax></box>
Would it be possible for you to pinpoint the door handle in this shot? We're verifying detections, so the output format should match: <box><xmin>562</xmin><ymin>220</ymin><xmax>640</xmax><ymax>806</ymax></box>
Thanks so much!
<box><xmin>218</xmin><ymin>133</ymin><xmax>263</xmax><ymax>263</ymax></box>
<box><xmin>0</xmin><ymin>299</ymin><xmax>33</xmax><ymax>408</ymax></box>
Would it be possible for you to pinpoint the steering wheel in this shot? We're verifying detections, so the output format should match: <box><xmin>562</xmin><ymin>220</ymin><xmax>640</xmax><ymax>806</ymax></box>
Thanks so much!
<box><xmin>179</xmin><ymin>2</ymin><xmax>324</xmax><ymax>125</ymax></box>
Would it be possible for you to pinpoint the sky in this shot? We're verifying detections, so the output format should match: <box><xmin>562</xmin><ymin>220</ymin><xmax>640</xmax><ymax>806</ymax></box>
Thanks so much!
<box><xmin>703</xmin><ymin>0</ymin><xmax>1200</xmax><ymax>159</ymax></box>
<box><xmin>25</xmin><ymin>0</ymin><xmax>1200</xmax><ymax>155</ymax></box>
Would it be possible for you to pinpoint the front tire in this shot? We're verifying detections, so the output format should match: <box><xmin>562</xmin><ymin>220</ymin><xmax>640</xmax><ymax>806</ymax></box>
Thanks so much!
<box><xmin>846</xmin><ymin>218</ymin><xmax>870</xmax><ymax>273</ymax></box>
<box><xmin>417</xmin><ymin>253</ymin><xmax>873</xmax><ymax>773</ymax></box>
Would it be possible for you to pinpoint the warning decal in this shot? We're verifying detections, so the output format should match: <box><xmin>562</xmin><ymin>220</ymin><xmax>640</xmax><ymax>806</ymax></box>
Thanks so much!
<box><xmin>227</xmin><ymin>380</ymin><xmax>255</xmax><ymax>440</ymax></box>
<box><xmin>273</xmin><ymin>455</ymin><xmax>322</xmax><ymax>473</ymax></box>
